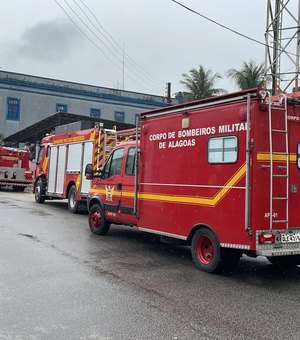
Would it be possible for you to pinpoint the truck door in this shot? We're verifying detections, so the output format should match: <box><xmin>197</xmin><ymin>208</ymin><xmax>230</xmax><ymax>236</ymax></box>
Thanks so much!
<box><xmin>119</xmin><ymin>146</ymin><xmax>137</xmax><ymax>224</ymax></box>
<box><xmin>100</xmin><ymin>147</ymin><xmax>124</xmax><ymax>221</ymax></box>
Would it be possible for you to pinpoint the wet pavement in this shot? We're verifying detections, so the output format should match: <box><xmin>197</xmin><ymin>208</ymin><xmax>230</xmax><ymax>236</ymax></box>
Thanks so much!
<box><xmin>0</xmin><ymin>188</ymin><xmax>299</xmax><ymax>339</ymax></box>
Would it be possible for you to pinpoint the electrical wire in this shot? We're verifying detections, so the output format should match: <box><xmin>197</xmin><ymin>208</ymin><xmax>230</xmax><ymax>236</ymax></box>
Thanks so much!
<box><xmin>76</xmin><ymin>0</ymin><xmax>164</xmax><ymax>88</ymax></box>
<box><xmin>54</xmin><ymin>0</ymin><xmax>164</xmax><ymax>94</ymax></box>
<box><xmin>63</xmin><ymin>0</ymin><xmax>123</xmax><ymax>64</ymax></box>
<box><xmin>170</xmin><ymin>0</ymin><xmax>299</xmax><ymax>58</ymax></box>
<box><xmin>53</xmin><ymin>0</ymin><xmax>121</xmax><ymax>70</ymax></box>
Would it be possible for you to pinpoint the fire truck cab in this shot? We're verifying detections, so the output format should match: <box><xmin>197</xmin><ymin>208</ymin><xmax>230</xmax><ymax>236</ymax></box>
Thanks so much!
<box><xmin>86</xmin><ymin>140</ymin><xmax>138</xmax><ymax>230</ymax></box>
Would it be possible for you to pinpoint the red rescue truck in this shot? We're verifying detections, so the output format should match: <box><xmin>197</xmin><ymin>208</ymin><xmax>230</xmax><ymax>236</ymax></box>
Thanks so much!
<box><xmin>0</xmin><ymin>146</ymin><xmax>33</xmax><ymax>191</ymax></box>
<box><xmin>34</xmin><ymin>124</ymin><xmax>117</xmax><ymax>213</ymax></box>
<box><xmin>85</xmin><ymin>88</ymin><xmax>300</xmax><ymax>273</ymax></box>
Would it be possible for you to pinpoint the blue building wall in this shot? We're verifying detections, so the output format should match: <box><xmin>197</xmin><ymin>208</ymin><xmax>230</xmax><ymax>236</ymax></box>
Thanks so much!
<box><xmin>0</xmin><ymin>71</ymin><xmax>174</xmax><ymax>138</ymax></box>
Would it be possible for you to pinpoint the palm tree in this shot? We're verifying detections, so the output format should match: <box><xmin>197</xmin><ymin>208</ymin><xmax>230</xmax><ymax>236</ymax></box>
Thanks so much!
<box><xmin>180</xmin><ymin>65</ymin><xmax>226</xmax><ymax>101</ymax></box>
<box><xmin>227</xmin><ymin>60</ymin><xmax>265</xmax><ymax>90</ymax></box>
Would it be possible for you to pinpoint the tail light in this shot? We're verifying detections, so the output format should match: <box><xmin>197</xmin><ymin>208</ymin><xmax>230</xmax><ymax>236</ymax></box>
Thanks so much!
<box><xmin>258</xmin><ymin>233</ymin><xmax>276</xmax><ymax>244</ymax></box>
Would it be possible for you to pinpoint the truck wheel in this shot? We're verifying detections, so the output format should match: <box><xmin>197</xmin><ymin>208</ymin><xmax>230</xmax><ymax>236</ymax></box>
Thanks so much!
<box><xmin>68</xmin><ymin>185</ymin><xmax>79</xmax><ymax>214</ymax></box>
<box><xmin>267</xmin><ymin>255</ymin><xmax>300</xmax><ymax>268</ymax></box>
<box><xmin>89</xmin><ymin>204</ymin><xmax>110</xmax><ymax>235</ymax></box>
<box><xmin>34</xmin><ymin>178</ymin><xmax>45</xmax><ymax>204</ymax></box>
<box><xmin>192</xmin><ymin>228</ymin><xmax>221</xmax><ymax>273</ymax></box>
<box><xmin>12</xmin><ymin>186</ymin><xmax>25</xmax><ymax>192</ymax></box>
<box><xmin>191</xmin><ymin>228</ymin><xmax>240</xmax><ymax>273</ymax></box>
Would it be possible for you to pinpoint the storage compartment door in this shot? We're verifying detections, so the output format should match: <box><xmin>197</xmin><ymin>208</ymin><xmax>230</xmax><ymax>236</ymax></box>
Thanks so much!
<box><xmin>56</xmin><ymin>145</ymin><xmax>66</xmax><ymax>194</ymax></box>
<box><xmin>47</xmin><ymin>146</ymin><xmax>58</xmax><ymax>193</ymax></box>
<box><xmin>81</xmin><ymin>142</ymin><xmax>93</xmax><ymax>194</ymax></box>
<box><xmin>67</xmin><ymin>143</ymin><xmax>82</xmax><ymax>172</ymax></box>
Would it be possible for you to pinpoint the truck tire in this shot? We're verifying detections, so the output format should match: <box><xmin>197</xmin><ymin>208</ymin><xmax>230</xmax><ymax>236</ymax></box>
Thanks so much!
<box><xmin>68</xmin><ymin>185</ymin><xmax>79</xmax><ymax>214</ymax></box>
<box><xmin>191</xmin><ymin>228</ymin><xmax>240</xmax><ymax>273</ymax></box>
<box><xmin>89</xmin><ymin>204</ymin><xmax>110</xmax><ymax>235</ymax></box>
<box><xmin>267</xmin><ymin>255</ymin><xmax>300</xmax><ymax>268</ymax></box>
<box><xmin>34</xmin><ymin>178</ymin><xmax>45</xmax><ymax>204</ymax></box>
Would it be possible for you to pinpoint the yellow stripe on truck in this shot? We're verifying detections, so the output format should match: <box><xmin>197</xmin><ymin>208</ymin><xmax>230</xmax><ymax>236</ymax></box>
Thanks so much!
<box><xmin>257</xmin><ymin>152</ymin><xmax>296</xmax><ymax>162</ymax></box>
<box><xmin>89</xmin><ymin>163</ymin><xmax>246</xmax><ymax>208</ymax></box>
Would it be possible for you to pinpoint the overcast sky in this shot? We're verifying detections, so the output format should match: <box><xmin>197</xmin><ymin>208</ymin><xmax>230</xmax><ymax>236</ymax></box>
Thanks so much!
<box><xmin>0</xmin><ymin>0</ymin><xmax>267</xmax><ymax>96</ymax></box>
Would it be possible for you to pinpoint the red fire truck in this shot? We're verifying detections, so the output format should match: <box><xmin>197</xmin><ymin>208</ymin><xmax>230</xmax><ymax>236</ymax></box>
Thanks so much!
<box><xmin>85</xmin><ymin>88</ymin><xmax>300</xmax><ymax>273</ymax></box>
<box><xmin>0</xmin><ymin>146</ymin><xmax>33</xmax><ymax>191</ymax></box>
<box><xmin>34</xmin><ymin>124</ymin><xmax>117</xmax><ymax>213</ymax></box>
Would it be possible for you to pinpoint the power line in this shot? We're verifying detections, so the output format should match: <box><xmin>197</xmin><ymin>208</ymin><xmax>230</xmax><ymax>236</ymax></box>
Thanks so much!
<box><xmin>76</xmin><ymin>0</ymin><xmax>164</xmax><ymax>88</ymax></box>
<box><xmin>63</xmin><ymin>0</ymin><xmax>123</xmax><ymax>64</ymax></box>
<box><xmin>170</xmin><ymin>0</ymin><xmax>299</xmax><ymax>58</ymax></box>
<box><xmin>53</xmin><ymin>0</ymin><xmax>121</xmax><ymax>69</ymax></box>
<box><xmin>54</xmin><ymin>0</ymin><xmax>164</xmax><ymax>94</ymax></box>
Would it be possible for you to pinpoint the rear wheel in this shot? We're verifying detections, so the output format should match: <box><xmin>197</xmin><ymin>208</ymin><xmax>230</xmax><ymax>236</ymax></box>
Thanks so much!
<box><xmin>89</xmin><ymin>204</ymin><xmax>110</xmax><ymax>235</ymax></box>
<box><xmin>191</xmin><ymin>228</ymin><xmax>240</xmax><ymax>273</ymax></box>
<box><xmin>34</xmin><ymin>178</ymin><xmax>45</xmax><ymax>203</ymax></box>
<box><xmin>267</xmin><ymin>255</ymin><xmax>300</xmax><ymax>268</ymax></box>
<box><xmin>68</xmin><ymin>185</ymin><xmax>79</xmax><ymax>214</ymax></box>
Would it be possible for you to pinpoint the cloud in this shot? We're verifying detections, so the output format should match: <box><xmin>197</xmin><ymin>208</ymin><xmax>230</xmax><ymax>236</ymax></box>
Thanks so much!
<box><xmin>14</xmin><ymin>18</ymin><xmax>84</xmax><ymax>62</ymax></box>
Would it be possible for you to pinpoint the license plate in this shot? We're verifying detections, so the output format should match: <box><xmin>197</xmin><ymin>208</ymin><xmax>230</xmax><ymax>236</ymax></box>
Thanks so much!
<box><xmin>281</xmin><ymin>232</ymin><xmax>300</xmax><ymax>243</ymax></box>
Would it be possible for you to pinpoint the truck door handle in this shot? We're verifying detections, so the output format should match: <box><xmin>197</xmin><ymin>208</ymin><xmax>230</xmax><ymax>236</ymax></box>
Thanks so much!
<box><xmin>117</xmin><ymin>183</ymin><xmax>122</xmax><ymax>190</ymax></box>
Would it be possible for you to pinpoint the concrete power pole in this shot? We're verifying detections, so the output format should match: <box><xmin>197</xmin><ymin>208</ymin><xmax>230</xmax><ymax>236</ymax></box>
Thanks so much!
<box><xmin>264</xmin><ymin>0</ymin><xmax>300</xmax><ymax>94</ymax></box>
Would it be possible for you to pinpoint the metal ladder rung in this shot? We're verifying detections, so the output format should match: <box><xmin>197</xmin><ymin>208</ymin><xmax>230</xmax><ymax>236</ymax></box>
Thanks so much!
<box><xmin>272</xmin><ymin>151</ymin><xmax>288</xmax><ymax>155</ymax></box>
<box><xmin>268</xmin><ymin>96</ymin><xmax>289</xmax><ymax>230</ymax></box>
<box><xmin>271</xmin><ymin>106</ymin><xmax>286</xmax><ymax>111</ymax></box>
<box><xmin>272</xmin><ymin>129</ymin><xmax>287</xmax><ymax>133</ymax></box>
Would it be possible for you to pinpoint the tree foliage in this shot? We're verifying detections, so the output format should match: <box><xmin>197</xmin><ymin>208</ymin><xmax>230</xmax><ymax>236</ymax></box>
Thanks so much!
<box><xmin>227</xmin><ymin>60</ymin><xmax>265</xmax><ymax>90</ymax></box>
<box><xmin>180</xmin><ymin>65</ymin><xmax>226</xmax><ymax>101</ymax></box>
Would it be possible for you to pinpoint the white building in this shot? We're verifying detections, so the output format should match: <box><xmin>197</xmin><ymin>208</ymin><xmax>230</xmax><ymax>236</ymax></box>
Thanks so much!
<box><xmin>0</xmin><ymin>71</ymin><xmax>172</xmax><ymax>138</ymax></box>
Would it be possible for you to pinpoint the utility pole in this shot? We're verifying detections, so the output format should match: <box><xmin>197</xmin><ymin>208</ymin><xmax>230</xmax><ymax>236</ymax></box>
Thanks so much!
<box><xmin>122</xmin><ymin>44</ymin><xmax>125</xmax><ymax>90</ymax></box>
<box><xmin>164</xmin><ymin>82</ymin><xmax>172</xmax><ymax>104</ymax></box>
<box><xmin>264</xmin><ymin>0</ymin><xmax>300</xmax><ymax>94</ymax></box>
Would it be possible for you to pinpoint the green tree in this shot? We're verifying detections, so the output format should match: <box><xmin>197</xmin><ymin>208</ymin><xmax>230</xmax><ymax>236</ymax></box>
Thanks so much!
<box><xmin>180</xmin><ymin>65</ymin><xmax>227</xmax><ymax>101</ymax></box>
<box><xmin>227</xmin><ymin>60</ymin><xmax>265</xmax><ymax>90</ymax></box>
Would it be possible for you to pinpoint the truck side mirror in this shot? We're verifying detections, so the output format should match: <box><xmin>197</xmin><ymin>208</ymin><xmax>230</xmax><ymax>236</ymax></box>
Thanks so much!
<box><xmin>85</xmin><ymin>163</ymin><xmax>93</xmax><ymax>180</ymax></box>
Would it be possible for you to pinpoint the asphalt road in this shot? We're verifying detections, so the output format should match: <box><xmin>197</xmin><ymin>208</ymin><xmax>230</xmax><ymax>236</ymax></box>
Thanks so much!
<box><xmin>0</xmin><ymin>189</ymin><xmax>299</xmax><ymax>340</ymax></box>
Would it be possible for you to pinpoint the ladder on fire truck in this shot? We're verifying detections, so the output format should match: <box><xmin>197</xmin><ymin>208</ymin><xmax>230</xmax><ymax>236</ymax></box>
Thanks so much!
<box><xmin>95</xmin><ymin>127</ymin><xmax>117</xmax><ymax>173</ymax></box>
<box><xmin>268</xmin><ymin>94</ymin><xmax>289</xmax><ymax>230</ymax></box>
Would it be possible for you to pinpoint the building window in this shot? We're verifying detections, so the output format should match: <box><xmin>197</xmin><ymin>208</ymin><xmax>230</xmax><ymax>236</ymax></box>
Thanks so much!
<box><xmin>6</xmin><ymin>97</ymin><xmax>20</xmax><ymax>121</ymax></box>
<box><xmin>56</xmin><ymin>103</ymin><xmax>68</xmax><ymax>113</ymax></box>
<box><xmin>114</xmin><ymin>111</ymin><xmax>125</xmax><ymax>122</ymax></box>
<box><xmin>90</xmin><ymin>108</ymin><xmax>101</xmax><ymax>118</ymax></box>
<box><xmin>208</xmin><ymin>136</ymin><xmax>238</xmax><ymax>164</ymax></box>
